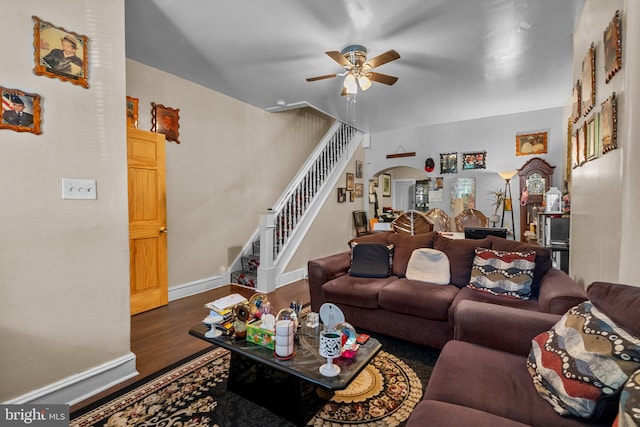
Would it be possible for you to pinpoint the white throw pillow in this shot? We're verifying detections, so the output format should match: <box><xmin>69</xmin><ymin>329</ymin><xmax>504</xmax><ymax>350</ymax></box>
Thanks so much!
<box><xmin>405</xmin><ymin>248</ymin><xmax>451</xmax><ymax>285</ymax></box>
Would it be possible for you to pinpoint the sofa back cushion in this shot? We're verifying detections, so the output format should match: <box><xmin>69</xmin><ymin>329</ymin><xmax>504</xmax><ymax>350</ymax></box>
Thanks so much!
<box><xmin>588</xmin><ymin>282</ymin><xmax>640</xmax><ymax>337</ymax></box>
<box><xmin>527</xmin><ymin>300</ymin><xmax>640</xmax><ymax>420</ymax></box>
<box><xmin>347</xmin><ymin>231</ymin><xmax>394</xmax><ymax>247</ymax></box>
<box><xmin>433</xmin><ymin>235</ymin><xmax>492</xmax><ymax>287</ymax></box>
<box><xmin>388</xmin><ymin>231</ymin><xmax>437</xmax><ymax>277</ymax></box>
<box><xmin>487</xmin><ymin>236</ymin><xmax>551</xmax><ymax>294</ymax></box>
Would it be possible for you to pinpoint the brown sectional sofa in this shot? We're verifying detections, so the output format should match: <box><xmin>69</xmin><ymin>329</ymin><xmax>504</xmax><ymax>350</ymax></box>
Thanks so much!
<box><xmin>308</xmin><ymin>231</ymin><xmax>588</xmax><ymax>349</ymax></box>
<box><xmin>406</xmin><ymin>282</ymin><xmax>640</xmax><ymax>427</ymax></box>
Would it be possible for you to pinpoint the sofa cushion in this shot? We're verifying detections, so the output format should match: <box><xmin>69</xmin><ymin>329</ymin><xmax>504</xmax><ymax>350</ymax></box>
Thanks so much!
<box><xmin>408</xmin><ymin>401</ymin><xmax>532</xmax><ymax>427</ymax></box>
<box><xmin>347</xmin><ymin>230</ymin><xmax>394</xmax><ymax>247</ymax></box>
<box><xmin>321</xmin><ymin>274</ymin><xmax>398</xmax><ymax>309</ymax></box>
<box><xmin>448</xmin><ymin>286</ymin><xmax>540</xmax><ymax>326</ymax></box>
<box><xmin>378</xmin><ymin>278</ymin><xmax>458</xmax><ymax>321</ymax></box>
<box><xmin>425</xmin><ymin>340</ymin><xmax>598</xmax><ymax>427</ymax></box>
<box><xmin>405</xmin><ymin>248</ymin><xmax>450</xmax><ymax>285</ymax></box>
<box><xmin>487</xmin><ymin>236</ymin><xmax>551</xmax><ymax>294</ymax></box>
<box><xmin>468</xmin><ymin>248</ymin><xmax>536</xmax><ymax>300</ymax></box>
<box><xmin>349</xmin><ymin>242</ymin><xmax>394</xmax><ymax>278</ymax></box>
<box><xmin>433</xmin><ymin>234</ymin><xmax>492</xmax><ymax>287</ymax></box>
<box><xmin>387</xmin><ymin>231</ymin><xmax>437</xmax><ymax>277</ymax></box>
<box><xmin>614</xmin><ymin>368</ymin><xmax>640</xmax><ymax>427</ymax></box>
<box><xmin>527</xmin><ymin>301</ymin><xmax>640</xmax><ymax>420</ymax></box>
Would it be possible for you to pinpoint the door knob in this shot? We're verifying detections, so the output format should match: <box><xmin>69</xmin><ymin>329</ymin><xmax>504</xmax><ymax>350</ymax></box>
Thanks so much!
<box><xmin>159</xmin><ymin>227</ymin><xmax>168</xmax><ymax>233</ymax></box>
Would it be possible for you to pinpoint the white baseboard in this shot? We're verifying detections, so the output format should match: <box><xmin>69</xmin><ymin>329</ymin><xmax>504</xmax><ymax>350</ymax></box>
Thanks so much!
<box><xmin>276</xmin><ymin>267</ymin><xmax>307</xmax><ymax>287</ymax></box>
<box><xmin>5</xmin><ymin>352</ymin><xmax>138</xmax><ymax>406</ymax></box>
<box><xmin>168</xmin><ymin>274</ymin><xmax>227</xmax><ymax>301</ymax></box>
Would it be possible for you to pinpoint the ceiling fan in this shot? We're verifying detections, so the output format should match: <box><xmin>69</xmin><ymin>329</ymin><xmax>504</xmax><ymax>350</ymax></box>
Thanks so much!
<box><xmin>306</xmin><ymin>45</ymin><xmax>400</xmax><ymax>94</ymax></box>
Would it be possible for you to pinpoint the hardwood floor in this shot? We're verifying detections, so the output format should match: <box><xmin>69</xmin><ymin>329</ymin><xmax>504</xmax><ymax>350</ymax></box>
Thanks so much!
<box><xmin>71</xmin><ymin>280</ymin><xmax>310</xmax><ymax>413</ymax></box>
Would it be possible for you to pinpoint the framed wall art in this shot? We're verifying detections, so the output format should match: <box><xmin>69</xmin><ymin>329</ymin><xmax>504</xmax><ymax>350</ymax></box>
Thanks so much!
<box><xmin>382</xmin><ymin>173</ymin><xmax>391</xmax><ymax>197</ymax></box>
<box><xmin>604</xmin><ymin>10</ymin><xmax>622</xmax><ymax>83</ymax></box>
<box><xmin>126</xmin><ymin>96</ymin><xmax>139</xmax><ymax>129</ymax></box>
<box><xmin>337</xmin><ymin>188</ymin><xmax>346</xmax><ymax>203</ymax></box>
<box><xmin>462</xmin><ymin>151</ymin><xmax>486</xmax><ymax>170</ymax></box>
<box><xmin>586</xmin><ymin>113</ymin><xmax>600</xmax><ymax>161</ymax></box>
<box><xmin>1</xmin><ymin>87</ymin><xmax>42</xmax><ymax>134</ymax></box>
<box><xmin>32</xmin><ymin>16</ymin><xmax>89</xmax><ymax>88</ymax></box>
<box><xmin>355</xmin><ymin>160</ymin><xmax>363</xmax><ymax>178</ymax></box>
<box><xmin>565</xmin><ymin>118</ymin><xmax>573</xmax><ymax>184</ymax></box>
<box><xmin>151</xmin><ymin>102</ymin><xmax>180</xmax><ymax>143</ymax></box>
<box><xmin>346</xmin><ymin>172</ymin><xmax>354</xmax><ymax>191</ymax></box>
<box><xmin>572</xmin><ymin>80</ymin><xmax>581</xmax><ymax>123</ymax></box>
<box><xmin>581</xmin><ymin>43</ymin><xmax>595</xmax><ymax>116</ymax></box>
<box><xmin>571</xmin><ymin>129</ymin><xmax>579</xmax><ymax>169</ymax></box>
<box><xmin>600</xmin><ymin>92</ymin><xmax>617</xmax><ymax>154</ymax></box>
<box><xmin>577</xmin><ymin>123</ymin><xmax>586</xmax><ymax>166</ymax></box>
<box><xmin>516</xmin><ymin>132</ymin><xmax>547</xmax><ymax>156</ymax></box>
<box><xmin>355</xmin><ymin>183</ymin><xmax>364</xmax><ymax>198</ymax></box>
<box><xmin>440</xmin><ymin>153</ymin><xmax>458</xmax><ymax>174</ymax></box>
<box><xmin>349</xmin><ymin>191</ymin><xmax>355</xmax><ymax>202</ymax></box>
<box><xmin>451</xmin><ymin>178</ymin><xmax>476</xmax><ymax>212</ymax></box>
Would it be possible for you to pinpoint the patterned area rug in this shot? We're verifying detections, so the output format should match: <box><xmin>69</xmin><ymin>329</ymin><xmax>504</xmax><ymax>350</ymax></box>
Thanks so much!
<box><xmin>71</xmin><ymin>346</ymin><xmax>424</xmax><ymax>427</ymax></box>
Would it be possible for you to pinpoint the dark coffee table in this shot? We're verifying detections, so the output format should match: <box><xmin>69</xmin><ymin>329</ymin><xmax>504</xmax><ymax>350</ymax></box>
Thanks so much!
<box><xmin>189</xmin><ymin>319</ymin><xmax>381</xmax><ymax>425</ymax></box>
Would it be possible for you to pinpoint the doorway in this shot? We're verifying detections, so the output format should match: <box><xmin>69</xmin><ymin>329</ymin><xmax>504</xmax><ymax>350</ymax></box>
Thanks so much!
<box><xmin>393</xmin><ymin>179</ymin><xmax>415</xmax><ymax>211</ymax></box>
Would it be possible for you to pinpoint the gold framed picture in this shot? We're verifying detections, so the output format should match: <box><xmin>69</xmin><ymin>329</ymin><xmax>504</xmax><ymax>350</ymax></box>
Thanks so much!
<box><xmin>346</xmin><ymin>172</ymin><xmax>354</xmax><ymax>191</ymax></box>
<box><xmin>586</xmin><ymin>113</ymin><xmax>600</xmax><ymax>161</ymax></box>
<box><xmin>126</xmin><ymin>96</ymin><xmax>139</xmax><ymax>129</ymax></box>
<box><xmin>516</xmin><ymin>132</ymin><xmax>547</xmax><ymax>156</ymax></box>
<box><xmin>1</xmin><ymin>87</ymin><xmax>42</xmax><ymax>134</ymax></box>
<box><xmin>581</xmin><ymin>43</ymin><xmax>595</xmax><ymax>116</ymax></box>
<box><xmin>572</xmin><ymin>80</ymin><xmax>581</xmax><ymax>123</ymax></box>
<box><xmin>600</xmin><ymin>92</ymin><xmax>617</xmax><ymax>154</ymax></box>
<box><xmin>151</xmin><ymin>102</ymin><xmax>180</xmax><ymax>143</ymax></box>
<box><xmin>32</xmin><ymin>16</ymin><xmax>89</xmax><ymax>88</ymax></box>
<box><xmin>604</xmin><ymin>10</ymin><xmax>622</xmax><ymax>83</ymax></box>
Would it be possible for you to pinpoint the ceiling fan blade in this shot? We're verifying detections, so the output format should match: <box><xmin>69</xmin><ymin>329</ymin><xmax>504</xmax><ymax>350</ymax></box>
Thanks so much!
<box><xmin>326</xmin><ymin>51</ymin><xmax>352</xmax><ymax>68</ymax></box>
<box><xmin>306</xmin><ymin>73</ymin><xmax>338</xmax><ymax>82</ymax></box>
<box><xmin>368</xmin><ymin>72</ymin><xmax>399</xmax><ymax>85</ymax></box>
<box><xmin>364</xmin><ymin>50</ymin><xmax>400</xmax><ymax>69</ymax></box>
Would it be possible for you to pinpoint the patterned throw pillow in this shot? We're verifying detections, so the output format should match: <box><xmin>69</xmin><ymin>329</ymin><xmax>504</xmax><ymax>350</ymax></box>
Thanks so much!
<box><xmin>528</xmin><ymin>301</ymin><xmax>640</xmax><ymax>420</ymax></box>
<box><xmin>349</xmin><ymin>242</ymin><xmax>394</xmax><ymax>278</ymax></box>
<box><xmin>614</xmin><ymin>368</ymin><xmax>640</xmax><ymax>427</ymax></box>
<box><xmin>468</xmin><ymin>248</ymin><xmax>535</xmax><ymax>300</ymax></box>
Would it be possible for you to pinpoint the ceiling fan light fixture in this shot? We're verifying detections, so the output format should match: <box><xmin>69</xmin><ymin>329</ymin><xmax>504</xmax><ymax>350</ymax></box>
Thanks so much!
<box><xmin>358</xmin><ymin>75</ymin><xmax>372</xmax><ymax>91</ymax></box>
<box><xmin>343</xmin><ymin>73</ymin><xmax>358</xmax><ymax>94</ymax></box>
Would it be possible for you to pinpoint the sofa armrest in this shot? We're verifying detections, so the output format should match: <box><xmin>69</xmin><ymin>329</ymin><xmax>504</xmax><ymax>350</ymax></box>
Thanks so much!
<box><xmin>454</xmin><ymin>300</ymin><xmax>561</xmax><ymax>356</ymax></box>
<box><xmin>307</xmin><ymin>251</ymin><xmax>351</xmax><ymax>312</ymax></box>
<box><xmin>537</xmin><ymin>268</ymin><xmax>587</xmax><ymax>314</ymax></box>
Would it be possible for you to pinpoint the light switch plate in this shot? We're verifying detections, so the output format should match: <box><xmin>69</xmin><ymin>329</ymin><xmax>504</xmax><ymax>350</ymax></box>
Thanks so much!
<box><xmin>62</xmin><ymin>178</ymin><xmax>97</xmax><ymax>200</ymax></box>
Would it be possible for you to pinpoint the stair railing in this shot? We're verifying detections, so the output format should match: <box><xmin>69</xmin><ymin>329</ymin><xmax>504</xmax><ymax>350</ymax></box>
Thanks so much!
<box><xmin>257</xmin><ymin>121</ymin><xmax>361</xmax><ymax>291</ymax></box>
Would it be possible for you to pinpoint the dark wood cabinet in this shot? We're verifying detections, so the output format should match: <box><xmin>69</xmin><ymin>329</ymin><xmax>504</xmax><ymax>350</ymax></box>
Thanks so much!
<box><xmin>517</xmin><ymin>158</ymin><xmax>555</xmax><ymax>242</ymax></box>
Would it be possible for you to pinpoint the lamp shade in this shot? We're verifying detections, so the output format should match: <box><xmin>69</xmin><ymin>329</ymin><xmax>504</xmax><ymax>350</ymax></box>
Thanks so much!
<box><xmin>498</xmin><ymin>170</ymin><xmax>517</xmax><ymax>181</ymax></box>
<box><xmin>358</xmin><ymin>75</ymin><xmax>372</xmax><ymax>91</ymax></box>
<box><xmin>343</xmin><ymin>73</ymin><xmax>358</xmax><ymax>94</ymax></box>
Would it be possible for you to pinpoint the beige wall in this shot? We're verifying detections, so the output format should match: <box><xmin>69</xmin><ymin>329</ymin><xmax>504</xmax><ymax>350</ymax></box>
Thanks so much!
<box><xmin>126</xmin><ymin>60</ymin><xmax>333</xmax><ymax>286</ymax></box>
<box><xmin>569</xmin><ymin>0</ymin><xmax>640</xmax><ymax>287</ymax></box>
<box><xmin>0</xmin><ymin>1</ymin><xmax>130</xmax><ymax>400</ymax></box>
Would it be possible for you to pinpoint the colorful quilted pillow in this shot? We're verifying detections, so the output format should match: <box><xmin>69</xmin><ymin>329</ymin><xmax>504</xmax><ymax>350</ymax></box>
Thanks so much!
<box><xmin>468</xmin><ymin>248</ymin><xmax>536</xmax><ymax>299</ymax></box>
<box><xmin>528</xmin><ymin>301</ymin><xmax>640</xmax><ymax>420</ymax></box>
<box><xmin>614</xmin><ymin>368</ymin><xmax>640</xmax><ymax>427</ymax></box>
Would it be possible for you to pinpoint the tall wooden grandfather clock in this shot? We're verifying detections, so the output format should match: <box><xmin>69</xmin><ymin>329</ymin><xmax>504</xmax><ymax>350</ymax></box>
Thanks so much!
<box><xmin>517</xmin><ymin>158</ymin><xmax>555</xmax><ymax>242</ymax></box>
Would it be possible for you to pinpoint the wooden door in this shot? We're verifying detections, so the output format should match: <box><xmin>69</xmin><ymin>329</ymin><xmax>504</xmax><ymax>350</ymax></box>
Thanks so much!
<box><xmin>128</xmin><ymin>128</ymin><xmax>168</xmax><ymax>315</ymax></box>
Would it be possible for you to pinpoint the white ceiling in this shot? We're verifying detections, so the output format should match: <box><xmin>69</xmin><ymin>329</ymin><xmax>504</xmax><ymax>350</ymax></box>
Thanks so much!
<box><xmin>125</xmin><ymin>0</ymin><xmax>583</xmax><ymax>134</ymax></box>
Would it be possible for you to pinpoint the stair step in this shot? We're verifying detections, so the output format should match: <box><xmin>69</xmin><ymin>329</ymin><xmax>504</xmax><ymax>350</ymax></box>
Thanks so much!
<box><xmin>241</xmin><ymin>254</ymin><xmax>259</xmax><ymax>272</ymax></box>
<box><xmin>230</xmin><ymin>270</ymin><xmax>257</xmax><ymax>288</ymax></box>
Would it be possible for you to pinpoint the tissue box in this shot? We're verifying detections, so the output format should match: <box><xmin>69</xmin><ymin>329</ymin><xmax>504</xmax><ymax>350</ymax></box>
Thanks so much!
<box><xmin>246</xmin><ymin>320</ymin><xmax>275</xmax><ymax>350</ymax></box>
